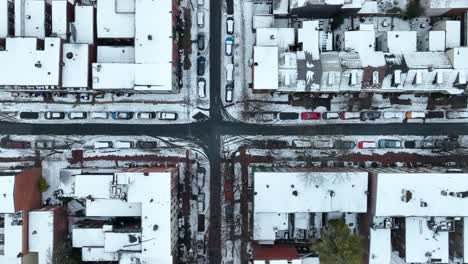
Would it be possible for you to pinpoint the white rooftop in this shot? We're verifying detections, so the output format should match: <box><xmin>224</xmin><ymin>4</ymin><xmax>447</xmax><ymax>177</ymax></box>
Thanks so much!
<box><xmin>14</xmin><ymin>0</ymin><xmax>46</xmax><ymax>38</ymax></box>
<box><xmin>0</xmin><ymin>0</ymin><xmax>9</xmax><ymax>38</ymax></box>
<box><xmin>254</xmin><ymin>212</ymin><xmax>288</xmax><ymax>241</ymax></box>
<box><xmin>387</xmin><ymin>31</ymin><xmax>417</xmax><ymax>53</ymax></box>
<box><xmin>256</xmin><ymin>28</ymin><xmax>295</xmax><ymax>50</ymax></box>
<box><xmin>254</xmin><ymin>171</ymin><xmax>368</xmax><ymax>213</ymax></box>
<box><xmin>374</xmin><ymin>173</ymin><xmax>468</xmax><ymax>216</ymax></box>
<box><xmin>0</xmin><ymin>214</ymin><xmax>23</xmax><ymax>264</ymax></box>
<box><xmin>62</xmin><ymin>44</ymin><xmax>90</xmax><ymax>88</ymax></box>
<box><xmin>405</xmin><ymin>217</ymin><xmax>448</xmax><ymax>263</ymax></box>
<box><xmin>344</xmin><ymin>29</ymin><xmax>375</xmax><ymax>54</ymax></box>
<box><xmin>429</xmin><ymin>31</ymin><xmax>446</xmax><ymax>51</ymax></box>
<box><xmin>0</xmin><ymin>38</ymin><xmax>61</xmax><ymax>86</ymax></box>
<box><xmin>0</xmin><ymin>175</ymin><xmax>15</xmax><ymax>213</ymax></box>
<box><xmin>448</xmin><ymin>47</ymin><xmax>468</xmax><ymax>69</ymax></box>
<box><xmin>72</xmin><ymin>5</ymin><xmax>95</xmax><ymax>44</ymax></box>
<box><xmin>97</xmin><ymin>0</ymin><xmax>134</xmax><ymax>38</ymax></box>
<box><xmin>97</xmin><ymin>46</ymin><xmax>135</xmax><ymax>63</ymax></box>
<box><xmin>298</xmin><ymin>21</ymin><xmax>320</xmax><ymax>60</ymax></box>
<box><xmin>254</xmin><ymin>46</ymin><xmax>279</xmax><ymax>90</ymax></box>
<box><xmin>51</xmin><ymin>0</ymin><xmax>68</xmax><ymax>39</ymax></box>
<box><xmin>29</xmin><ymin>210</ymin><xmax>54</xmax><ymax>264</ymax></box>
<box><xmin>368</xmin><ymin>228</ymin><xmax>391</xmax><ymax>264</ymax></box>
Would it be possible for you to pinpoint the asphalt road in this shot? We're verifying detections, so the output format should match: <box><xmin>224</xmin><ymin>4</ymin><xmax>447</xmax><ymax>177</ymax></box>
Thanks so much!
<box><xmin>1</xmin><ymin>1</ymin><xmax>468</xmax><ymax>263</ymax></box>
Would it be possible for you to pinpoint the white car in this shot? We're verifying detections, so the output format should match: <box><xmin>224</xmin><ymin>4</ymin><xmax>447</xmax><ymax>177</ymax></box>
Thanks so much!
<box><xmin>91</xmin><ymin>112</ymin><xmax>109</xmax><ymax>119</ymax></box>
<box><xmin>383</xmin><ymin>111</ymin><xmax>405</xmax><ymax>119</ymax></box>
<box><xmin>68</xmin><ymin>112</ymin><xmax>87</xmax><ymax>119</ymax></box>
<box><xmin>312</xmin><ymin>140</ymin><xmax>333</xmax><ymax>149</ymax></box>
<box><xmin>257</xmin><ymin>112</ymin><xmax>276</xmax><ymax>122</ymax></box>
<box><xmin>137</xmin><ymin>112</ymin><xmax>155</xmax><ymax>119</ymax></box>
<box><xmin>114</xmin><ymin>141</ymin><xmax>134</xmax><ymax>149</ymax></box>
<box><xmin>446</xmin><ymin>111</ymin><xmax>468</xmax><ymax>119</ymax></box>
<box><xmin>226</xmin><ymin>17</ymin><xmax>234</xmax><ymax>34</ymax></box>
<box><xmin>158</xmin><ymin>112</ymin><xmax>178</xmax><ymax>120</ymax></box>
<box><xmin>94</xmin><ymin>141</ymin><xmax>112</xmax><ymax>149</ymax></box>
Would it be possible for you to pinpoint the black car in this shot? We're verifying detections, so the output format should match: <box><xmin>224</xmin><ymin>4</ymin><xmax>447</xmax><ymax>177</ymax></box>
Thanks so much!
<box><xmin>279</xmin><ymin>112</ymin><xmax>299</xmax><ymax>120</ymax></box>
<box><xmin>334</xmin><ymin>140</ymin><xmax>356</xmax><ymax>149</ymax></box>
<box><xmin>136</xmin><ymin>141</ymin><xmax>157</xmax><ymax>149</ymax></box>
<box><xmin>197</xmin><ymin>33</ymin><xmax>205</xmax><ymax>50</ymax></box>
<box><xmin>197</xmin><ymin>57</ymin><xmax>206</xmax><ymax>76</ymax></box>
<box><xmin>404</xmin><ymin>141</ymin><xmax>416</xmax><ymax>148</ymax></box>
<box><xmin>426</xmin><ymin>111</ymin><xmax>445</xmax><ymax>119</ymax></box>
<box><xmin>226</xmin><ymin>0</ymin><xmax>233</xmax><ymax>15</ymax></box>
<box><xmin>360</xmin><ymin>111</ymin><xmax>381</xmax><ymax>121</ymax></box>
<box><xmin>20</xmin><ymin>112</ymin><xmax>39</xmax><ymax>119</ymax></box>
<box><xmin>434</xmin><ymin>139</ymin><xmax>459</xmax><ymax>150</ymax></box>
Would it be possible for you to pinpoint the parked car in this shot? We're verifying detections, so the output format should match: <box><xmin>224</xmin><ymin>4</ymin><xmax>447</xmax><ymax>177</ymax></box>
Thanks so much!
<box><xmin>426</xmin><ymin>111</ymin><xmax>445</xmax><ymax>119</ymax></box>
<box><xmin>226</xmin><ymin>17</ymin><xmax>234</xmax><ymax>34</ymax></box>
<box><xmin>434</xmin><ymin>139</ymin><xmax>459</xmax><ymax>149</ymax></box>
<box><xmin>196</xmin><ymin>234</ymin><xmax>205</xmax><ymax>256</ymax></box>
<box><xmin>360</xmin><ymin>111</ymin><xmax>381</xmax><ymax>121</ymax></box>
<box><xmin>225</xmin><ymin>63</ymin><xmax>233</xmax><ymax>82</ymax></box>
<box><xmin>197</xmin><ymin>11</ymin><xmax>204</xmax><ymax>28</ymax></box>
<box><xmin>196</xmin><ymin>167</ymin><xmax>206</xmax><ymax>188</ymax></box>
<box><xmin>312</xmin><ymin>140</ymin><xmax>333</xmax><ymax>149</ymax></box>
<box><xmin>446</xmin><ymin>111</ymin><xmax>468</xmax><ymax>119</ymax></box>
<box><xmin>226</xmin><ymin>0</ymin><xmax>234</xmax><ymax>14</ymax></box>
<box><xmin>292</xmin><ymin>139</ymin><xmax>311</xmax><ymax>148</ymax></box>
<box><xmin>114</xmin><ymin>141</ymin><xmax>134</xmax><ymax>149</ymax></box>
<box><xmin>94</xmin><ymin>141</ymin><xmax>112</xmax><ymax>149</ymax></box>
<box><xmin>19</xmin><ymin>112</ymin><xmax>39</xmax><ymax>119</ymax></box>
<box><xmin>197</xmin><ymin>33</ymin><xmax>205</xmax><ymax>50</ymax></box>
<box><xmin>45</xmin><ymin>112</ymin><xmax>65</xmax><ymax>119</ymax></box>
<box><xmin>225</xmin><ymin>83</ymin><xmax>233</xmax><ymax>103</ymax></box>
<box><xmin>1</xmin><ymin>140</ymin><xmax>31</xmax><ymax>149</ymax></box>
<box><xmin>358</xmin><ymin>141</ymin><xmax>376</xmax><ymax>149</ymax></box>
<box><xmin>158</xmin><ymin>112</ymin><xmax>178</xmax><ymax>120</ymax></box>
<box><xmin>225</xmin><ymin>37</ymin><xmax>233</xmax><ymax>56</ymax></box>
<box><xmin>322</xmin><ymin>112</ymin><xmax>340</xmax><ymax>120</ymax></box>
<box><xmin>334</xmin><ymin>140</ymin><xmax>356</xmax><ymax>149</ymax></box>
<box><xmin>279</xmin><ymin>112</ymin><xmax>299</xmax><ymax>120</ymax></box>
<box><xmin>340</xmin><ymin>112</ymin><xmax>361</xmax><ymax>120</ymax></box>
<box><xmin>404</xmin><ymin>140</ymin><xmax>434</xmax><ymax>149</ymax></box>
<box><xmin>406</xmin><ymin>111</ymin><xmax>426</xmax><ymax>119</ymax></box>
<box><xmin>136</xmin><ymin>141</ymin><xmax>157</xmax><ymax>149</ymax></box>
<box><xmin>257</xmin><ymin>112</ymin><xmax>276</xmax><ymax>122</ymax></box>
<box><xmin>137</xmin><ymin>112</ymin><xmax>155</xmax><ymax>119</ymax></box>
<box><xmin>198</xmin><ymin>193</ymin><xmax>205</xmax><ymax>213</ymax></box>
<box><xmin>301</xmin><ymin>112</ymin><xmax>321</xmax><ymax>120</ymax></box>
<box><xmin>197</xmin><ymin>57</ymin><xmax>206</xmax><ymax>76</ymax></box>
<box><xmin>383</xmin><ymin>111</ymin><xmax>405</xmax><ymax>119</ymax></box>
<box><xmin>378</xmin><ymin>139</ymin><xmax>402</xmax><ymax>148</ymax></box>
<box><xmin>91</xmin><ymin>112</ymin><xmax>109</xmax><ymax>119</ymax></box>
<box><xmin>111</xmin><ymin>112</ymin><xmax>133</xmax><ymax>120</ymax></box>
<box><xmin>68</xmin><ymin>112</ymin><xmax>87</xmax><ymax>119</ymax></box>
<box><xmin>197</xmin><ymin>78</ymin><xmax>206</xmax><ymax>98</ymax></box>
<box><xmin>35</xmin><ymin>140</ymin><xmax>55</xmax><ymax>149</ymax></box>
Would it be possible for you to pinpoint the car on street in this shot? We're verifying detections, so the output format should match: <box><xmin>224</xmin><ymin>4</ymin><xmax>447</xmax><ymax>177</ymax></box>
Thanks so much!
<box><xmin>426</xmin><ymin>111</ymin><xmax>445</xmax><ymax>119</ymax></box>
<box><xmin>406</xmin><ymin>111</ymin><xmax>426</xmax><ymax>119</ymax></box>
<box><xmin>158</xmin><ymin>112</ymin><xmax>178</xmax><ymax>120</ymax></box>
<box><xmin>360</xmin><ymin>111</ymin><xmax>381</xmax><ymax>121</ymax></box>
<box><xmin>197</xmin><ymin>78</ymin><xmax>206</xmax><ymax>98</ymax></box>
<box><xmin>322</xmin><ymin>112</ymin><xmax>340</xmax><ymax>119</ymax></box>
<box><xmin>45</xmin><ymin>112</ymin><xmax>65</xmax><ymax>119</ymax></box>
<box><xmin>136</xmin><ymin>141</ymin><xmax>157</xmax><ymax>149</ymax></box>
<box><xmin>226</xmin><ymin>0</ymin><xmax>234</xmax><ymax>14</ymax></box>
<box><xmin>1</xmin><ymin>140</ymin><xmax>31</xmax><ymax>149</ymax></box>
<box><xmin>383</xmin><ymin>111</ymin><xmax>405</xmax><ymax>119</ymax></box>
<box><xmin>111</xmin><ymin>112</ymin><xmax>133</xmax><ymax>120</ymax></box>
<box><xmin>226</xmin><ymin>63</ymin><xmax>233</xmax><ymax>82</ymax></box>
<box><xmin>279</xmin><ymin>112</ymin><xmax>299</xmax><ymax>120</ymax></box>
<box><xmin>378</xmin><ymin>139</ymin><xmax>402</xmax><ymax>148</ymax></box>
<box><xmin>91</xmin><ymin>112</ymin><xmax>109</xmax><ymax>119</ymax></box>
<box><xmin>196</xmin><ymin>166</ymin><xmax>206</xmax><ymax>188</ymax></box>
<box><xmin>196</xmin><ymin>234</ymin><xmax>205</xmax><ymax>256</ymax></box>
<box><xmin>301</xmin><ymin>112</ymin><xmax>321</xmax><ymax>120</ymax></box>
<box><xmin>94</xmin><ymin>141</ymin><xmax>112</xmax><ymax>149</ymax></box>
<box><xmin>226</xmin><ymin>17</ymin><xmax>234</xmax><ymax>34</ymax></box>
<box><xmin>434</xmin><ymin>139</ymin><xmax>459</xmax><ymax>149</ymax></box>
<box><xmin>334</xmin><ymin>140</ymin><xmax>356</xmax><ymax>149</ymax></box>
<box><xmin>197</xmin><ymin>11</ymin><xmax>204</xmax><ymax>28</ymax></box>
<box><xmin>68</xmin><ymin>112</ymin><xmax>87</xmax><ymax>119</ymax></box>
<box><xmin>446</xmin><ymin>111</ymin><xmax>468</xmax><ymax>119</ymax></box>
<box><xmin>358</xmin><ymin>141</ymin><xmax>376</xmax><ymax>149</ymax></box>
<box><xmin>198</xmin><ymin>193</ymin><xmax>205</xmax><ymax>213</ymax></box>
<box><xmin>19</xmin><ymin>112</ymin><xmax>39</xmax><ymax>119</ymax></box>
<box><xmin>115</xmin><ymin>141</ymin><xmax>134</xmax><ymax>149</ymax></box>
<box><xmin>257</xmin><ymin>112</ymin><xmax>276</xmax><ymax>122</ymax></box>
<box><xmin>35</xmin><ymin>141</ymin><xmax>55</xmax><ymax>149</ymax></box>
<box><xmin>197</xmin><ymin>33</ymin><xmax>205</xmax><ymax>50</ymax></box>
<box><xmin>225</xmin><ymin>83</ymin><xmax>233</xmax><ymax>103</ymax></box>
<box><xmin>339</xmin><ymin>112</ymin><xmax>361</xmax><ymax>120</ymax></box>
<box><xmin>225</xmin><ymin>37</ymin><xmax>233</xmax><ymax>56</ymax></box>
<box><xmin>137</xmin><ymin>112</ymin><xmax>155</xmax><ymax>119</ymax></box>
<box><xmin>312</xmin><ymin>140</ymin><xmax>333</xmax><ymax>149</ymax></box>
<box><xmin>292</xmin><ymin>139</ymin><xmax>311</xmax><ymax>148</ymax></box>
<box><xmin>197</xmin><ymin>56</ymin><xmax>206</xmax><ymax>76</ymax></box>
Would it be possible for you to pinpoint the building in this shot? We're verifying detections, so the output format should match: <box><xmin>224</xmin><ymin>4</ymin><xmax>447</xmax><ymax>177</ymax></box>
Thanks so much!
<box><xmin>253</xmin><ymin>168</ymin><xmax>368</xmax><ymax>245</ymax></box>
<box><xmin>59</xmin><ymin>167</ymin><xmax>179</xmax><ymax>264</ymax></box>
<box><xmin>422</xmin><ymin>0</ymin><xmax>468</xmax><ymax>16</ymax></box>
<box><xmin>367</xmin><ymin>170</ymin><xmax>468</xmax><ymax>264</ymax></box>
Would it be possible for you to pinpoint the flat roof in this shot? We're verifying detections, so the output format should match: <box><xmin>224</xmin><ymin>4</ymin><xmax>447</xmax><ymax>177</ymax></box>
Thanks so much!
<box><xmin>405</xmin><ymin>217</ymin><xmax>448</xmax><ymax>263</ymax></box>
<box><xmin>73</xmin><ymin>227</ymin><xmax>106</xmax><ymax>247</ymax></box>
<box><xmin>404</xmin><ymin>52</ymin><xmax>453</xmax><ymax>69</ymax></box>
<box><xmin>298</xmin><ymin>21</ymin><xmax>320</xmax><ymax>60</ymax></box>
<box><xmin>62</xmin><ymin>44</ymin><xmax>89</xmax><ymax>88</ymax></box>
<box><xmin>0</xmin><ymin>176</ymin><xmax>15</xmax><ymax>213</ymax></box>
<box><xmin>20</xmin><ymin>0</ymin><xmax>46</xmax><ymax>38</ymax></box>
<box><xmin>368</xmin><ymin>228</ymin><xmax>391</xmax><ymax>264</ymax></box>
<box><xmin>51</xmin><ymin>0</ymin><xmax>68</xmax><ymax>39</ymax></box>
<box><xmin>0</xmin><ymin>0</ymin><xmax>8</xmax><ymax>37</ymax></box>
<box><xmin>344</xmin><ymin>30</ymin><xmax>375</xmax><ymax>54</ymax></box>
<box><xmin>97</xmin><ymin>46</ymin><xmax>135</xmax><ymax>63</ymax></box>
<box><xmin>0</xmin><ymin>38</ymin><xmax>61</xmax><ymax>86</ymax></box>
<box><xmin>256</xmin><ymin>28</ymin><xmax>295</xmax><ymax>49</ymax></box>
<box><xmin>0</xmin><ymin>214</ymin><xmax>23</xmax><ymax>263</ymax></box>
<box><xmin>86</xmin><ymin>199</ymin><xmax>141</xmax><ymax>217</ymax></box>
<box><xmin>82</xmin><ymin>247</ymin><xmax>118</xmax><ymax>262</ymax></box>
<box><xmin>74</xmin><ymin>174</ymin><xmax>113</xmax><ymax>198</ymax></box>
<box><xmin>273</xmin><ymin>0</ymin><xmax>289</xmax><ymax>14</ymax></box>
<box><xmin>73</xmin><ymin>5</ymin><xmax>95</xmax><ymax>44</ymax></box>
<box><xmin>429</xmin><ymin>31</ymin><xmax>446</xmax><ymax>51</ymax></box>
<box><xmin>28</xmin><ymin>210</ymin><xmax>54</xmax><ymax>264</ymax></box>
<box><xmin>254</xmin><ymin>46</ymin><xmax>279</xmax><ymax>90</ymax></box>
<box><xmin>254</xmin><ymin>212</ymin><xmax>288</xmax><ymax>241</ymax></box>
<box><xmin>92</xmin><ymin>63</ymin><xmax>135</xmax><ymax>89</ymax></box>
<box><xmin>254</xmin><ymin>171</ymin><xmax>368</xmax><ymax>213</ymax></box>
<box><xmin>387</xmin><ymin>31</ymin><xmax>417</xmax><ymax>53</ymax></box>
<box><xmin>374</xmin><ymin>173</ymin><xmax>468</xmax><ymax>216</ymax></box>
<box><xmin>449</xmin><ymin>47</ymin><xmax>468</xmax><ymax>69</ymax></box>
<box><xmin>97</xmin><ymin>0</ymin><xmax>134</xmax><ymax>38</ymax></box>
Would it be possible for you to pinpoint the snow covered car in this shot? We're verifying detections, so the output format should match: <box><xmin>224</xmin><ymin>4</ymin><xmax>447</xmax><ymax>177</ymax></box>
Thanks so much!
<box><xmin>137</xmin><ymin>112</ymin><xmax>155</xmax><ymax>119</ymax></box>
<box><xmin>111</xmin><ymin>112</ymin><xmax>133</xmax><ymax>120</ymax></box>
<box><xmin>45</xmin><ymin>112</ymin><xmax>65</xmax><ymax>119</ymax></box>
<box><xmin>257</xmin><ymin>112</ymin><xmax>276</xmax><ymax>122</ymax></box>
<box><xmin>225</xmin><ymin>83</ymin><xmax>233</xmax><ymax>102</ymax></box>
<box><xmin>68</xmin><ymin>112</ymin><xmax>87</xmax><ymax>119</ymax></box>
<box><xmin>382</xmin><ymin>111</ymin><xmax>405</xmax><ymax>119</ymax></box>
<box><xmin>225</xmin><ymin>37</ymin><xmax>233</xmax><ymax>56</ymax></box>
<box><xmin>378</xmin><ymin>139</ymin><xmax>402</xmax><ymax>148</ymax></box>
<box><xmin>198</xmin><ymin>78</ymin><xmax>206</xmax><ymax>98</ymax></box>
<box><xmin>226</xmin><ymin>17</ymin><xmax>234</xmax><ymax>34</ymax></box>
<box><xmin>158</xmin><ymin>112</ymin><xmax>178</xmax><ymax>120</ymax></box>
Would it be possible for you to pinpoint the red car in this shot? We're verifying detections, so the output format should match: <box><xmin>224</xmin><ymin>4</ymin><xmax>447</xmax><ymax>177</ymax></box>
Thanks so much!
<box><xmin>301</xmin><ymin>112</ymin><xmax>321</xmax><ymax>120</ymax></box>
<box><xmin>358</xmin><ymin>141</ymin><xmax>377</xmax><ymax>149</ymax></box>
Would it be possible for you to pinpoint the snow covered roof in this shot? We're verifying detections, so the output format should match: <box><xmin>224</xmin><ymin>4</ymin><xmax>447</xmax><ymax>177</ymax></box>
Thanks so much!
<box><xmin>51</xmin><ymin>0</ymin><xmax>68</xmax><ymax>39</ymax></box>
<box><xmin>373</xmin><ymin>173</ymin><xmax>468</xmax><ymax>216</ymax></box>
<box><xmin>344</xmin><ymin>29</ymin><xmax>375</xmax><ymax>54</ymax></box>
<box><xmin>254</xmin><ymin>212</ymin><xmax>288</xmax><ymax>241</ymax></box>
<box><xmin>62</xmin><ymin>44</ymin><xmax>90</xmax><ymax>88</ymax></box>
<box><xmin>254</xmin><ymin>171</ymin><xmax>368</xmax><ymax>213</ymax></box>
<box><xmin>254</xmin><ymin>46</ymin><xmax>279</xmax><ymax>90</ymax></box>
<box><xmin>427</xmin><ymin>0</ymin><xmax>468</xmax><ymax>8</ymax></box>
<box><xmin>448</xmin><ymin>47</ymin><xmax>468</xmax><ymax>69</ymax></box>
<box><xmin>97</xmin><ymin>46</ymin><xmax>135</xmax><ymax>63</ymax></box>
<box><xmin>253</xmin><ymin>15</ymin><xmax>274</xmax><ymax>29</ymax></box>
<box><xmin>254</xmin><ymin>258</ymin><xmax>320</xmax><ymax>264</ymax></box>
<box><xmin>86</xmin><ymin>199</ymin><xmax>142</xmax><ymax>216</ymax></box>
<box><xmin>0</xmin><ymin>0</ymin><xmax>9</xmax><ymax>38</ymax></box>
<box><xmin>291</xmin><ymin>0</ymin><xmax>344</xmax><ymax>7</ymax></box>
<box><xmin>387</xmin><ymin>31</ymin><xmax>417</xmax><ymax>53</ymax></box>
<box><xmin>72</xmin><ymin>5</ymin><xmax>95</xmax><ymax>44</ymax></box>
<box><xmin>97</xmin><ymin>0</ymin><xmax>135</xmax><ymax>38</ymax></box>
<box><xmin>0</xmin><ymin>175</ymin><xmax>15</xmax><ymax>213</ymax></box>
<box><xmin>429</xmin><ymin>31</ymin><xmax>446</xmax><ymax>51</ymax></box>
<box><xmin>0</xmin><ymin>214</ymin><xmax>23</xmax><ymax>264</ymax></box>
<box><xmin>405</xmin><ymin>217</ymin><xmax>449</xmax><ymax>263</ymax></box>
<box><xmin>433</xmin><ymin>20</ymin><xmax>461</xmax><ymax>48</ymax></box>
<box><xmin>298</xmin><ymin>21</ymin><xmax>320</xmax><ymax>60</ymax></box>
<box><xmin>256</xmin><ymin>28</ymin><xmax>295</xmax><ymax>50</ymax></box>
<box><xmin>404</xmin><ymin>52</ymin><xmax>453</xmax><ymax>69</ymax></box>
<box><xmin>0</xmin><ymin>38</ymin><xmax>62</xmax><ymax>86</ymax></box>
<box><xmin>368</xmin><ymin>228</ymin><xmax>391</xmax><ymax>264</ymax></box>
<box><xmin>14</xmin><ymin>0</ymin><xmax>46</xmax><ymax>38</ymax></box>
<box><xmin>273</xmin><ymin>0</ymin><xmax>289</xmax><ymax>14</ymax></box>
<box><xmin>28</xmin><ymin>210</ymin><xmax>54</xmax><ymax>264</ymax></box>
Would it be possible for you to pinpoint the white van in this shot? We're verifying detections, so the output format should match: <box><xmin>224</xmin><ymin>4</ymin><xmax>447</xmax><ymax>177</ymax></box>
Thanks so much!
<box><xmin>446</xmin><ymin>111</ymin><xmax>468</xmax><ymax>119</ymax></box>
<box><xmin>94</xmin><ymin>141</ymin><xmax>112</xmax><ymax>149</ymax></box>
<box><xmin>115</xmin><ymin>141</ymin><xmax>134</xmax><ymax>149</ymax></box>
<box><xmin>226</xmin><ymin>64</ymin><xmax>234</xmax><ymax>82</ymax></box>
<box><xmin>197</xmin><ymin>11</ymin><xmax>204</xmax><ymax>28</ymax></box>
<box><xmin>383</xmin><ymin>111</ymin><xmax>405</xmax><ymax>119</ymax></box>
<box><xmin>406</xmin><ymin>111</ymin><xmax>426</xmax><ymax>119</ymax></box>
<box><xmin>91</xmin><ymin>112</ymin><xmax>109</xmax><ymax>119</ymax></box>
